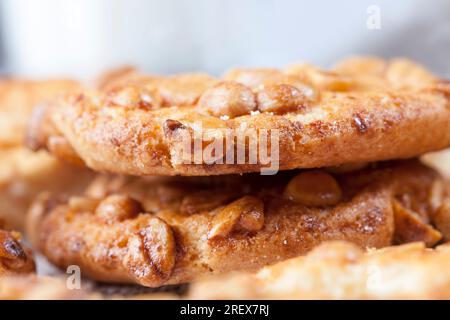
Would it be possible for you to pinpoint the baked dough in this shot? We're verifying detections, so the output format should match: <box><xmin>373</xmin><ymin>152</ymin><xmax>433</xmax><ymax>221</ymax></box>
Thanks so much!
<box><xmin>27</xmin><ymin>160</ymin><xmax>446</xmax><ymax>287</ymax></box>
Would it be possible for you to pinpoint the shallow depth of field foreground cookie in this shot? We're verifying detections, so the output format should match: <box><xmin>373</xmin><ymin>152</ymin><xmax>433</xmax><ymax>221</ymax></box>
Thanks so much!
<box><xmin>0</xmin><ymin>79</ymin><xmax>94</xmax><ymax>230</ymax></box>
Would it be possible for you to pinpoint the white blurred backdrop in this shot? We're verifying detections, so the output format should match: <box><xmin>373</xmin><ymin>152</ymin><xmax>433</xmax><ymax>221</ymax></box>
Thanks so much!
<box><xmin>0</xmin><ymin>0</ymin><xmax>449</xmax><ymax>79</ymax></box>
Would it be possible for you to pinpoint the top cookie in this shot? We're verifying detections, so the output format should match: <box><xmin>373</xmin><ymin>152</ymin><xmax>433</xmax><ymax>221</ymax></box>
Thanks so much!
<box><xmin>28</xmin><ymin>57</ymin><xmax>450</xmax><ymax>176</ymax></box>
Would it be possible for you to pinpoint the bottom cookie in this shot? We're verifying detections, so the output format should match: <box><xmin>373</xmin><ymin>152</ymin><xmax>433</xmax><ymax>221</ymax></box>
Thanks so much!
<box><xmin>27</xmin><ymin>160</ymin><xmax>448</xmax><ymax>287</ymax></box>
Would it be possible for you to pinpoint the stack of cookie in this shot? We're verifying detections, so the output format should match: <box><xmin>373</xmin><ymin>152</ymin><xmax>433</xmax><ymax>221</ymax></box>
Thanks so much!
<box><xmin>4</xmin><ymin>56</ymin><xmax>450</xmax><ymax>298</ymax></box>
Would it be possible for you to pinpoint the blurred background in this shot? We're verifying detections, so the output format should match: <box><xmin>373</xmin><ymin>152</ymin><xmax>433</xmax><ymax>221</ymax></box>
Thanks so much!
<box><xmin>0</xmin><ymin>0</ymin><xmax>449</xmax><ymax>79</ymax></box>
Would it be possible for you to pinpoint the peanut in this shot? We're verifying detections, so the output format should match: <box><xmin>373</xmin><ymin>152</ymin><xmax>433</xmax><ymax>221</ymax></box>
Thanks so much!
<box><xmin>95</xmin><ymin>195</ymin><xmax>143</xmax><ymax>223</ymax></box>
<box><xmin>198</xmin><ymin>81</ymin><xmax>256</xmax><ymax>118</ymax></box>
<box><xmin>256</xmin><ymin>84</ymin><xmax>308</xmax><ymax>114</ymax></box>
<box><xmin>284</xmin><ymin>171</ymin><xmax>342</xmax><ymax>206</ymax></box>
<box><xmin>208</xmin><ymin>195</ymin><xmax>264</xmax><ymax>239</ymax></box>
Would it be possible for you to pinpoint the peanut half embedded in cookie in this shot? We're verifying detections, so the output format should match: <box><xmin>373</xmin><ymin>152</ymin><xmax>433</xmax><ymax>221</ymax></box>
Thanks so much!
<box><xmin>27</xmin><ymin>160</ymin><xmax>446</xmax><ymax>287</ymax></box>
<box><xmin>27</xmin><ymin>57</ymin><xmax>450</xmax><ymax>176</ymax></box>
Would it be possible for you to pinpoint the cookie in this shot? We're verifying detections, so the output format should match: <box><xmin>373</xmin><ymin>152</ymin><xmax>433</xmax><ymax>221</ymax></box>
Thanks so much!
<box><xmin>189</xmin><ymin>241</ymin><xmax>450</xmax><ymax>299</ymax></box>
<box><xmin>27</xmin><ymin>160</ymin><xmax>446</xmax><ymax>287</ymax></box>
<box><xmin>0</xmin><ymin>79</ymin><xmax>79</xmax><ymax>148</ymax></box>
<box><xmin>27</xmin><ymin>57</ymin><xmax>450</xmax><ymax>176</ymax></box>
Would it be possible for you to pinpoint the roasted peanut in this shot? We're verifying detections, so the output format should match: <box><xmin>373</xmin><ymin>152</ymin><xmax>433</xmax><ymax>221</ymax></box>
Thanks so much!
<box><xmin>393</xmin><ymin>200</ymin><xmax>442</xmax><ymax>247</ymax></box>
<box><xmin>284</xmin><ymin>171</ymin><xmax>342</xmax><ymax>206</ymax></box>
<box><xmin>256</xmin><ymin>84</ymin><xmax>308</xmax><ymax>114</ymax></box>
<box><xmin>208</xmin><ymin>195</ymin><xmax>264</xmax><ymax>239</ymax></box>
<box><xmin>197</xmin><ymin>81</ymin><xmax>257</xmax><ymax>118</ymax></box>
<box><xmin>95</xmin><ymin>195</ymin><xmax>143</xmax><ymax>223</ymax></box>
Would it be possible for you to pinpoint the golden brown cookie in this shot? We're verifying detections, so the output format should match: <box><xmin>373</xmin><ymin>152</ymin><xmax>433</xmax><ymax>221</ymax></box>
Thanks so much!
<box><xmin>189</xmin><ymin>241</ymin><xmax>450</xmax><ymax>299</ymax></box>
<box><xmin>0</xmin><ymin>228</ymin><xmax>35</xmax><ymax>276</ymax></box>
<box><xmin>27</xmin><ymin>160</ymin><xmax>446</xmax><ymax>287</ymax></box>
<box><xmin>27</xmin><ymin>57</ymin><xmax>450</xmax><ymax>176</ymax></box>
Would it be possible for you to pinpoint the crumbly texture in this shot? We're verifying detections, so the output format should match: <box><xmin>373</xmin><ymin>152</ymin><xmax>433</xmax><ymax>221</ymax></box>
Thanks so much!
<box><xmin>0</xmin><ymin>228</ymin><xmax>35</xmax><ymax>276</ymax></box>
<box><xmin>189</xmin><ymin>241</ymin><xmax>450</xmax><ymax>299</ymax></box>
<box><xmin>28</xmin><ymin>57</ymin><xmax>450</xmax><ymax>176</ymax></box>
<box><xmin>27</xmin><ymin>160</ymin><xmax>447</xmax><ymax>287</ymax></box>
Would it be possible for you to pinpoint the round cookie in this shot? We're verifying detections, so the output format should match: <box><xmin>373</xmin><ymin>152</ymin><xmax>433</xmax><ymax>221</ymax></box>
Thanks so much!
<box><xmin>27</xmin><ymin>57</ymin><xmax>450</xmax><ymax>176</ymax></box>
